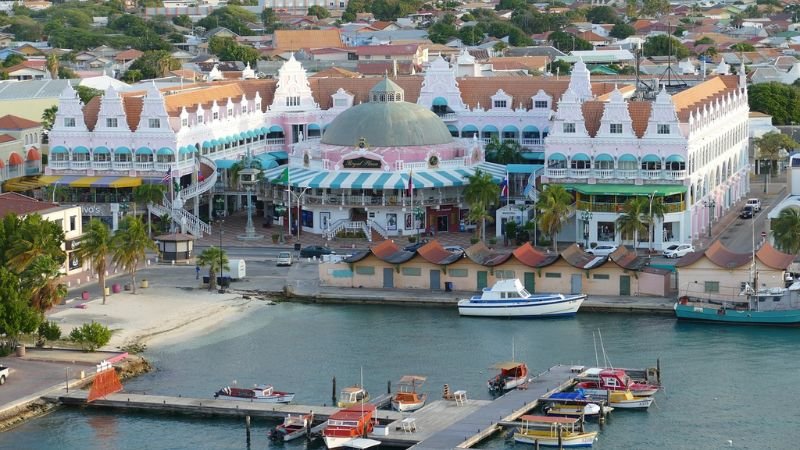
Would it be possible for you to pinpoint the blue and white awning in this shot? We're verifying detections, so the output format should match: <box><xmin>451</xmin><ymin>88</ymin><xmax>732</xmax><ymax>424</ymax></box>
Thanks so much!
<box><xmin>263</xmin><ymin>162</ymin><xmax>506</xmax><ymax>189</ymax></box>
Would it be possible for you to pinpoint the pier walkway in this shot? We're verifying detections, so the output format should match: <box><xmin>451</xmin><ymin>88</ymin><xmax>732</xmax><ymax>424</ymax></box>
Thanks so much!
<box><xmin>407</xmin><ymin>365</ymin><xmax>575</xmax><ymax>450</ymax></box>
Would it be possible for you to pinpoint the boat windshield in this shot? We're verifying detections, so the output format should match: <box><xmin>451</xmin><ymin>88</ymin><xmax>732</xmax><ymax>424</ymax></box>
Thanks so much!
<box><xmin>519</xmin><ymin>288</ymin><xmax>531</xmax><ymax>297</ymax></box>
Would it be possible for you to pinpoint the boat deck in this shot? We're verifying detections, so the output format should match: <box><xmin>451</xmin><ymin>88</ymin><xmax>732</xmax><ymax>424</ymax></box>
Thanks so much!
<box><xmin>406</xmin><ymin>365</ymin><xmax>575</xmax><ymax>450</ymax></box>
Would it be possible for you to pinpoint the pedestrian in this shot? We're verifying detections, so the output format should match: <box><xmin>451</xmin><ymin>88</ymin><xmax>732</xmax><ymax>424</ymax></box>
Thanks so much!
<box><xmin>195</xmin><ymin>265</ymin><xmax>200</xmax><ymax>280</ymax></box>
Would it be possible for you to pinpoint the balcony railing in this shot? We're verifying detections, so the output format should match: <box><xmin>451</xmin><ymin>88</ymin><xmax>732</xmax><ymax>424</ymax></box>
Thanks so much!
<box><xmin>268</xmin><ymin>191</ymin><xmax>463</xmax><ymax>208</ymax></box>
<box><xmin>547</xmin><ymin>168</ymin><xmax>687</xmax><ymax>181</ymax></box>
<box><xmin>576</xmin><ymin>200</ymin><xmax>686</xmax><ymax>214</ymax></box>
<box><xmin>113</xmin><ymin>161</ymin><xmax>133</xmax><ymax>170</ymax></box>
<box><xmin>93</xmin><ymin>161</ymin><xmax>111</xmax><ymax>170</ymax></box>
<box><xmin>71</xmin><ymin>161</ymin><xmax>91</xmax><ymax>169</ymax></box>
<box><xmin>134</xmin><ymin>162</ymin><xmax>154</xmax><ymax>171</ymax></box>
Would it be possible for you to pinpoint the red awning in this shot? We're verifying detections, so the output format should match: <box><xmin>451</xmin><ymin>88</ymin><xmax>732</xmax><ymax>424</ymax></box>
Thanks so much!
<box><xmin>8</xmin><ymin>152</ymin><xmax>23</xmax><ymax>165</ymax></box>
<box><xmin>26</xmin><ymin>147</ymin><xmax>40</xmax><ymax>161</ymax></box>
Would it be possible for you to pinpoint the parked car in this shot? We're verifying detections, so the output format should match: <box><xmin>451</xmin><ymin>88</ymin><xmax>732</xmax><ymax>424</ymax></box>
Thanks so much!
<box><xmin>276</xmin><ymin>251</ymin><xmax>293</xmax><ymax>266</ymax></box>
<box><xmin>745</xmin><ymin>198</ymin><xmax>761</xmax><ymax>212</ymax></box>
<box><xmin>586</xmin><ymin>244</ymin><xmax>618</xmax><ymax>257</ymax></box>
<box><xmin>299</xmin><ymin>246</ymin><xmax>335</xmax><ymax>258</ymax></box>
<box><xmin>739</xmin><ymin>206</ymin><xmax>754</xmax><ymax>219</ymax></box>
<box><xmin>663</xmin><ymin>244</ymin><xmax>695</xmax><ymax>258</ymax></box>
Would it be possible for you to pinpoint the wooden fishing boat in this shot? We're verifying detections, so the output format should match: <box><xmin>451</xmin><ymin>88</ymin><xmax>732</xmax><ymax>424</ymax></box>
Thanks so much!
<box><xmin>322</xmin><ymin>404</ymin><xmax>376</xmax><ymax>449</ymax></box>
<box><xmin>337</xmin><ymin>385</ymin><xmax>370</xmax><ymax>408</ymax></box>
<box><xmin>213</xmin><ymin>384</ymin><xmax>294</xmax><ymax>403</ymax></box>
<box><xmin>514</xmin><ymin>415</ymin><xmax>598</xmax><ymax>447</ymax></box>
<box><xmin>488</xmin><ymin>361</ymin><xmax>529</xmax><ymax>393</ymax></box>
<box><xmin>391</xmin><ymin>375</ymin><xmax>427</xmax><ymax>412</ymax></box>
<box><xmin>269</xmin><ymin>412</ymin><xmax>314</xmax><ymax>442</ymax></box>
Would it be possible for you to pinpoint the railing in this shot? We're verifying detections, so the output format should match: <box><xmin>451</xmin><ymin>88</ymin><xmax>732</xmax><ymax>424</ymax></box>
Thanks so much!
<box><xmin>546</xmin><ymin>168</ymin><xmax>687</xmax><ymax>181</ymax></box>
<box><xmin>71</xmin><ymin>161</ymin><xmax>91</xmax><ymax>169</ymax></box>
<box><xmin>48</xmin><ymin>160</ymin><xmax>70</xmax><ymax>169</ymax></box>
<box><xmin>569</xmin><ymin>169</ymin><xmax>591</xmax><ymax>178</ymax></box>
<box><xmin>134</xmin><ymin>162</ymin><xmax>154</xmax><ymax>171</ymax></box>
<box><xmin>641</xmin><ymin>170</ymin><xmax>662</xmax><ymax>179</ymax></box>
<box><xmin>360</xmin><ymin>222</ymin><xmax>372</xmax><ymax>242</ymax></box>
<box><xmin>576</xmin><ymin>200</ymin><xmax>686</xmax><ymax>214</ymax></box>
<box><xmin>93</xmin><ymin>161</ymin><xmax>111</xmax><ymax>170</ymax></box>
<box><xmin>368</xmin><ymin>219</ymin><xmax>388</xmax><ymax>240</ymax></box>
<box><xmin>174</xmin><ymin>207</ymin><xmax>211</xmax><ymax>236</ymax></box>
<box><xmin>437</xmin><ymin>113</ymin><xmax>457</xmax><ymax>121</ymax></box>
<box><xmin>180</xmin><ymin>156</ymin><xmax>218</xmax><ymax>200</ymax></box>
<box><xmin>547</xmin><ymin>168</ymin><xmax>567</xmax><ymax>178</ymax></box>
<box><xmin>154</xmin><ymin>162</ymin><xmax>173</xmax><ymax>172</ymax></box>
<box><xmin>325</xmin><ymin>219</ymin><xmax>348</xmax><ymax>239</ymax></box>
<box><xmin>265</xmin><ymin>138</ymin><xmax>286</xmax><ymax>146</ymax></box>
<box><xmin>113</xmin><ymin>161</ymin><xmax>133</xmax><ymax>170</ymax></box>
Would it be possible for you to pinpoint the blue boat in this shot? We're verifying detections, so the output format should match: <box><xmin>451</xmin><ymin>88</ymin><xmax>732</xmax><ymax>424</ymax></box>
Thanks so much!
<box><xmin>674</xmin><ymin>284</ymin><xmax>800</xmax><ymax>326</ymax></box>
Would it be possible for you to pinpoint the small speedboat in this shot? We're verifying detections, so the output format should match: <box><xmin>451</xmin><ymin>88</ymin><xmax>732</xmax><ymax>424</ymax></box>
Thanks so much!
<box><xmin>323</xmin><ymin>404</ymin><xmax>377</xmax><ymax>449</ymax></box>
<box><xmin>576</xmin><ymin>368</ymin><xmax>659</xmax><ymax>397</ymax></box>
<box><xmin>270</xmin><ymin>413</ymin><xmax>314</xmax><ymax>442</ymax></box>
<box><xmin>601</xmin><ymin>390</ymin><xmax>654</xmax><ymax>409</ymax></box>
<box><xmin>545</xmin><ymin>402</ymin><xmax>612</xmax><ymax>418</ymax></box>
<box><xmin>458</xmin><ymin>279</ymin><xmax>585</xmax><ymax>318</ymax></box>
<box><xmin>214</xmin><ymin>384</ymin><xmax>294</xmax><ymax>403</ymax></box>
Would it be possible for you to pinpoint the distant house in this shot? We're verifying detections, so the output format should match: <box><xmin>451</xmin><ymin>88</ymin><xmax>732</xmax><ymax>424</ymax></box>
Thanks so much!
<box><xmin>4</xmin><ymin>61</ymin><xmax>48</xmax><ymax>81</ymax></box>
<box><xmin>273</xmin><ymin>29</ymin><xmax>343</xmax><ymax>53</ymax></box>
<box><xmin>204</xmin><ymin>27</ymin><xmax>239</xmax><ymax>40</ymax></box>
<box><xmin>350</xmin><ymin>44</ymin><xmax>428</xmax><ymax>65</ymax></box>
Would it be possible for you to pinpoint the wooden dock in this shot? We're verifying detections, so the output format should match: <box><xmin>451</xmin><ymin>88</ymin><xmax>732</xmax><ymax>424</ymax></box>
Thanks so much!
<box><xmin>46</xmin><ymin>391</ymin><xmax>404</xmax><ymax>423</ymax></box>
<box><xmin>406</xmin><ymin>365</ymin><xmax>576</xmax><ymax>450</ymax></box>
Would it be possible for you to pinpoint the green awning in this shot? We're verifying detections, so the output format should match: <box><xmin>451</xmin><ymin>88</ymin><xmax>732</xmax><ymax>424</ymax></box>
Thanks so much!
<box><xmin>521</xmin><ymin>152</ymin><xmax>544</xmax><ymax>160</ymax></box>
<box><xmin>507</xmin><ymin>164</ymin><xmax>542</xmax><ymax>174</ymax></box>
<box><xmin>562</xmin><ymin>184</ymin><xmax>687</xmax><ymax>196</ymax></box>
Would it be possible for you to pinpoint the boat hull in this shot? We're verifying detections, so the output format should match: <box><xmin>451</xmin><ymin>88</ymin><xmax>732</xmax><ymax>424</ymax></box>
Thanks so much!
<box><xmin>215</xmin><ymin>393</ymin><xmax>295</xmax><ymax>403</ymax></box>
<box><xmin>391</xmin><ymin>399</ymin><xmax>425</xmax><ymax>412</ymax></box>
<box><xmin>674</xmin><ymin>303</ymin><xmax>800</xmax><ymax>326</ymax></box>
<box><xmin>458</xmin><ymin>296</ymin><xmax>585</xmax><ymax>318</ymax></box>
<box><xmin>324</xmin><ymin>436</ymin><xmax>355</xmax><ymax>449</ymax></box>
<box><xmin>579</xmin><ymin>387</ymin><xmax>658</xmax><ymax>397</ymax></box>
<box><xmin>607</xmin><ymin>397</ymin><xmax>653</xmax><ymax>409</ymax></box>
<box><xmin>514</xmin><ymin>431</ymin><xmax>597</xmax><ymax>447</ymax></box>
<box><xmin>545</xmin><ymin>403</ymin><xmax>608</xmax><ymax>417</ymax></box>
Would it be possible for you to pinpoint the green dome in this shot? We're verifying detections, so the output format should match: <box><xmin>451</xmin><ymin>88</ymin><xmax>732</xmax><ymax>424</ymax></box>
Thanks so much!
<box><xmin>321</xmin><ymin>101</ymin><xmax>454</xmax><ymax>147</ymax></box>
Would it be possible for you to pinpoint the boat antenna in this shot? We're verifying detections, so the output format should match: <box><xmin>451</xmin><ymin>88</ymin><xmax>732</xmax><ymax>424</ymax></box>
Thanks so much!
<box><xmin>593</xmin><ymin>332</ymin><xmax>599</xmax><ymax>367</ymax></box>
<box><xmin>598</xmin><ymin>330</ymin><xmax>613</xmax><ymax>369</ymax></box>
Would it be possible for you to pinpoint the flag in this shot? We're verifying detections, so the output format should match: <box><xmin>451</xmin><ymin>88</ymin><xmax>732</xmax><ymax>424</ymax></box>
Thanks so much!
<box><xmin>274</xmin><ymin>167</ymin><xmax>289</xmax><ymax>184</ymax></box>
<box><xmin>499</xmin><ymin>174</ymin><xmax>509</xmax><ymax>197</ymax></box>
<box><xmin>162</xmin><ymin>166</ymin><xmax>171</xmax><ymax>184</ymax></box>
<box><xmin>407</xmin><ymin>170</ymin><xmax>414</xmax><ymax>197</ymax></box>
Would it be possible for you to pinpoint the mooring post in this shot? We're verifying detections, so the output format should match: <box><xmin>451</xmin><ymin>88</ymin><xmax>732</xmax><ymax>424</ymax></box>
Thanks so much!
<box><xmin>599</xmin><ymin>403</ymin><xmax>605</xmax><ymax>426</ymax></box>
<box><xmin>534</xmin><ymin>440</ymin><xmax>539</xmax><ymax>450</ymax></box>
<box><xmin>332</xmin><ymin>376</ymin><xmax>337</xmax><ymax>405</ymax></box>
<box><xmin>656</xmin><ymin>358</ymin><xmax>661</xmax><ymax>384</ymax></box>
<box><xmin>245</xmin><ymin>415</ymin><xmax>251</xmax><ymax>441</ymax></box>
<box><xmin>387</xmin><ymin>380</ymin><xmax>391</xmax><ymax>394</ymax></box>
<box><xmin>557</xmin><ymin>423</ymin><xmax>563</xmax><ymax>450</ymax></box>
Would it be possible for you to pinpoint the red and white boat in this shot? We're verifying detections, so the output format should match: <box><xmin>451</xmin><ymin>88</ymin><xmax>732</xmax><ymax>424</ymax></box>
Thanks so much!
<box><xmin>391</xmin><ymin>375</ymin><xmax>427</xmax><ymax>412</ymax></box>
<box><xmin>214</xmin><ymin>384</ymin><xmax>295</xmax><ymax>403</ymax></box>
<box><xmin>488</xmin><ymin>361</ymin><xmax>529</xmax><ymax>393</ymax></box>
<box><xmin>269</xmin><ymin>412</ymin><xmax>314</xmax><ymax>442</ymax></box>
<box><xmin>576</xmin><ymin>368</ymin><xmax>659</xmax><ymax>397</ymax></box>
<box><xmin>323</xmin><ymin>404</ymin><xmax>377</xmax><ymax>449</ymax></box>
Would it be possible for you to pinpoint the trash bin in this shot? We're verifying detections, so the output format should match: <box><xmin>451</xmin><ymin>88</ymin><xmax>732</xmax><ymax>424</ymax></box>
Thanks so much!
<box><xmin>445</xmin><ymin>282</ymin><xmax>453</xmax><ymax>292</ymax></box>
<box><xmin>104</xmin><ymin>287</ymin><xmax>111</xmax><ymax>296</ymax></box>
<box><xmin>140</xmin><ymin>279</ymin><xmax>149</xmax><ymax>288</ymax></box>
<box><xmin>81</xmin><ymin>291</ymin><xmax>90</xmax><ymax>300</ymax></box>
<box><xmin>217</xmin><ymin>276</ymin><xmax>231</xmax><ymax>288</ymax></box>
<box><xmin>15</xmin><ymin>345</ymin><xmax>25</xmax><ymax>357</ymax></box>
<box><xmin>112</xmin><ymin>283</ymin><xmax>121</xmax><ymax>294</ymax></box>
<box><xmin>202</xmin><ymin>276</ymin><xmax>210</xmax><ymax>284</ymax></box>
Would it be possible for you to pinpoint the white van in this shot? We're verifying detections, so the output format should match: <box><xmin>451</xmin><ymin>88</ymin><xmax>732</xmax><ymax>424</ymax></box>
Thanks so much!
<box><xmin>276</xmin><ymin>251</ymin><xmax>293</xmax><ymax>267</ymax></box>
<box><xmin>746</xmin><ymin>198</ymin><xmax>761</xmax><ymax>212</ymax></box>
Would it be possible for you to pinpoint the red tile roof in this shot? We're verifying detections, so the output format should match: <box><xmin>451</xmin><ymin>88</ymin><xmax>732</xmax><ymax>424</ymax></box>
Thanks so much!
<box><xmin>114</xmin><ymin>49</ymin><xmax>144</xmax><ymax>62</ymax></box>
<box><xmin>755</xmin><ymin>242</ymin><xmax>794</xmax><ymax>270</ymax></box>
<box><xmin>0</xmin><ymin>114</ymin><xmax>41</xmax><ymax>130</ymax></box>
<box><xmin>465</xmin><ymin>241</ymin><xmax>512</xmax><ymax>266</ymax></box>
<box><xmin>0</xmin><ymin>192</ymin><xmax>58</xmax><ymax>217</ymax></box>
<box><xmin>511</xmin><ymin>242</ymin><xmax>558</xmax><ymax>267</ymax></box>
<box><xmin>354</xmin><ymin>44</ymin><xmax>418</xmax><ymax>57</ymax></box>
<box><xmin>0</xmin><ymin>134</ymin><xmax>16</xmax><ymax>144</ymax></box>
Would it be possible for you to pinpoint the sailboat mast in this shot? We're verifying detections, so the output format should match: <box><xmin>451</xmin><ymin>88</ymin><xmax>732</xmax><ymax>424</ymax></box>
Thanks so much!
<box><xmin>751</xmin><ymin>218</ymin><xmax>758</xmax><ymax>312</ymax></box>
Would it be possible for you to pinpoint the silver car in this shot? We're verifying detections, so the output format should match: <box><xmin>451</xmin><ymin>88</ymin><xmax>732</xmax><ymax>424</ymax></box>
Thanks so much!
<box><xmin>586</xmin><ymin>245</ymin><xmax>618</xmax><ymax>257</ymax></box>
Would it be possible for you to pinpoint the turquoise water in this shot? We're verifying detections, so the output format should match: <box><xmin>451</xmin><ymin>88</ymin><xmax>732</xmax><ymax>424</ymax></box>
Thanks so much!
<box><xmin>2</xmin><ymin>303</ymin><xmax>798</xmax><ymax>450</ymax></box>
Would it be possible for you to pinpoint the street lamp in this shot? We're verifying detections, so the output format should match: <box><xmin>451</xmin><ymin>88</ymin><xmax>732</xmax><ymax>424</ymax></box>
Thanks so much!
<box><xmin>703</xmin><ymin>198</ymin><xmax>716</xmax><ymax>239</ymax></box>
<box><xmin>237</xmin><ymin>147</ymin><xmax>262</xmax><ymax>240</ymax></box>
<box><xmin>580</xmin><ymin>209</ymin><xmax>592</xmax><ymax>249</ymax></box>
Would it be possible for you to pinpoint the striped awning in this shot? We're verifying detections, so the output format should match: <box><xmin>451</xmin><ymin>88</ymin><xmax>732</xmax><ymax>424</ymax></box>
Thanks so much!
<box><xmin>30</xmin><ymin>175</ymin><xmax>142</xmax><ymax>188</ymax></box>
<box><xmin>263</xmin><ymin>162</ymin><xmax>506</xmax><ymax>189</ymax></box>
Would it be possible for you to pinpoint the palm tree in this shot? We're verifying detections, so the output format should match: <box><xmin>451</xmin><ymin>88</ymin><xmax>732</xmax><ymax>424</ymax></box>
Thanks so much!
<box><xmin>7</xmin><ymin>215</ymin><xmax>65</xmax><ymax>274</ymax></box>
<box><xmin>196</xmin><ymin>246</ymin><xmax>229</xmax><ymax>291</ymax></box>
<box><xmin>134</xmin><ymin>184</ymin><xmax>167</xmax><ymax>236</ymax></box>
<box><xmin>616</xmin><ymin>197</ymin><xmax>649</xmax><ymax>254</ymax></box>
<box><xmin>466</xmin><ymin>205</ymin><xmax>494</xmax><ymax>242</ymax></box>
<box><xmin>112</xmin><ymin>216</ymin><xmax>156</xmax><ymax>294</ymax></box>
<box><xmin>771</xmin><ymin>208</ymin><xmax>800</xmax><ymax>254</ymax></box>
<box><xmin>46</xmin><ymin>52</ymin><xmax>59</xmax><ymax>79</ymax></box>
<box><xmin>75</xmin><ymin>219</ymin><xmax>113</xmax><ymax>305</ymax></box>
<box><xmin>484</xmin><ymin>137</ymin><xmax>522</xmax><ymax>165</ymax></box>
<box><xmin>535</xmin><ymin>184</ymin><xmax>573</xmax><ymax>252</ymax></box>
<box><xmin>26</xmin><ymin>256</ymin><xmax>67</xmax><ymax>312</ymax></box>
<box><xmin>647</xmin><ymin>196</ymin><xmax>667</xmax><ymax>253</ymax></box>
<box><xmin>463</xmin><ymin>169</ymin><xmax>500</xmax><ymax>241</ymax></box>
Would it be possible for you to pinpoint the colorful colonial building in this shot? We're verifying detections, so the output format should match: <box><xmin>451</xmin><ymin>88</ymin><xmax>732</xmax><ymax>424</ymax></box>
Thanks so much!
<box><xmin>46</xmin><ymin>54</ymin><xmax>750</xmax><ymax>249</ymax></box>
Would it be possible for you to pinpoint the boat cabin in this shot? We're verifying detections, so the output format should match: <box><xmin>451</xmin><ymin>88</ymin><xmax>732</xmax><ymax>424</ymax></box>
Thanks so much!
<box><xmin>339</xmin><ymin>386</ymin><xmax>368</xmax><ymax>405</ymax></box>
<box><xmin>476</xmin><ymin>279</ymin><xmax>531</xmax><ymax>300</ymax></box>
<box><xmin>518</xmin><ymin>415</ymin><xmax>582</xmax><ymax>435</ymax></box>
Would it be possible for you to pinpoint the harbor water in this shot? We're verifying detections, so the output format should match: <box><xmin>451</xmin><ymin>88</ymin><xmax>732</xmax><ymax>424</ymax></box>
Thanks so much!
<box><xmin>2</xmin><ymin>302</ymin><xmax>799</xmax><ymax>449</ymax></box>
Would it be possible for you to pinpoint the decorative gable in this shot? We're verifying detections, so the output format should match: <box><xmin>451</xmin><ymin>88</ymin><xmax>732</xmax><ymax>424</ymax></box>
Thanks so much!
<box><xmin>52</xmin><ymin>83</ymin><xmax>88</xmax><ymax>133</ymax></box>
<box><xmin>551</xmin><ymin>89</ymin><xmax>587</xmax><ymax>137</ymax></box>
<box><xmin>270</xmin><ymin>53</ymin><xmax>319</xmax><ymax>112</ymax></box>
<box><xmin>331</xmin><ymin>88</ymin><xmax>354</xmax><ymax>110</ymax></box>
<box><xmin>136</xmin><ymin>81</ymin><xmax>170</xmax><ymax>133</ymax></box>
<box><xmin>567</xmin><ymin>58</ymin><xmax>592</xmax><ymax>102</ymax></box>
<box><xmin>596</xmin><ymin>88</ymin><xmax>634</xmax><ymax>138</ymax></box>
<box><xmin>95</xmin><ymin>86</ymin><xmax>128</xmax><ymax>131</ymax></box>
<box><xmin>644</xmin><ymin>87</ymin><xmax>680</xmax><ymax>138</ymax></box>
<box><xmin>490</xmin><ymin>89</ymin><xmax>512</xmax><ymax>110</ymax></box>
<box><xmin>531</xmin><ymin>89</ymin><xmax>552</xmax><ymax>112</ymax></box>
<box><xmin>417</xmin><ymin>55</ymin><xmax>467</xmax><ymax>111</ymax></box>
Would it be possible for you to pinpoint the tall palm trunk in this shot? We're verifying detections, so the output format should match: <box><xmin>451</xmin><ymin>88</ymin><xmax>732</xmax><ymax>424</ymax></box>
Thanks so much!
<box><xmin>100</xmin><ymin>271</ymin><xmax>107</xmax><ymax>305</ymax></box>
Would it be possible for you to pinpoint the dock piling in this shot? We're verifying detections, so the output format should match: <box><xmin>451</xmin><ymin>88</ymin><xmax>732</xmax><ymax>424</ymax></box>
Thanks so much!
<box><xmin>332</xmin><ymin>376</ymin><xmax>337</xmax><ymax>405</ymax></box>
<box><xmin>387</xmin><ymin>380</ymin><xmax>391</xmax><ymax>394</ymax></box>
<box><xmin>657</xmin><ymin>358</ymin><xmax>661</xmax><ymax>384</ymax></box>
<box><xmin>245</xmin><ymin>415</ymin><xmax>251</xmax><ymax>444</ymax></box>
<box><xmin>557</xmin><ymin>423</ymin><xmax>563</xmax><ymax>449</ymax></box>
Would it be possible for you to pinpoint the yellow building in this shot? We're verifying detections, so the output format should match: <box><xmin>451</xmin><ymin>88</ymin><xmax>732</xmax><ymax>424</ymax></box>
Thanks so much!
<box><xmin>321</xmin><ymin>240</ymin><xmax>671</xmax><ymax>297</ymax></box>
<box><xmin>675</xmin><ymin>240</ymin><xmax>793</xmax><ymax>302</ymax></box>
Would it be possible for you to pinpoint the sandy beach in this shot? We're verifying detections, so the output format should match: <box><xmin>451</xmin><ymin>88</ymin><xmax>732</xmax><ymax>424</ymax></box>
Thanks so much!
<box><xmin>49</xmin><ymin>286</ymin><xmax>270</xmax><ymax>350</ymax></box>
